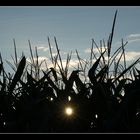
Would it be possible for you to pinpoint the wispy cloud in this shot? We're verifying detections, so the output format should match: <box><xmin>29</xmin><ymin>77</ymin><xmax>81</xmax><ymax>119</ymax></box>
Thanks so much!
<box><xmin>26</xmin><ymin>55</ymin><xmax>80</xmax><ymax>72</ymax></box>
<box><xmin>116</xmin><ymin>51</ymin><xmax>140</xmax><ymax>62</ymax></box>
<box><xmin>36</xmin><ymin>56</ymin><xmax>48</xmax><ymax>62</ymax></box>
<box><xmin>127</xmin><ymin>34</ymin><xmax>140</xmax><ymax>38</ymax></box>
<box><xmin>124</xmin><ymin>51</ymin><xmax>140</xmax><ymax>61</ymax></box>
<box><xmin>84</xmin><ymin>48</ymin><xmax>94</xmax><ymax>53</ymax></box>
<box><xmin>50</xmin><ymin>50</ymin><xmax>70</xmax><ymax>57</ymax></box>
<box><xmin>126</xmin><ymin>33</ymin><xmax>140</xmax><ymax>43</ymax></box>
<box><xmin>68</xmin><ymin>59</ymin><xmax>80</xmax><ymax>68</ymax></box>
<box><xmin>27</xmin><ymin>56</ymin><xmax>48</xmax><ymax>62</ymax></box>
<box><xmin>114</xmin><ymin>33</ymin><xmax>140</xmax><ymax>47</ymax></box>
<box><xmin>36</xmin><ymin>43</ymin><xmax>53</xmax><ymax>52</ymax></box>
<box><xmin>47</xmin><ymin>59</ymin><xmax>79</xmax><ymax>69</ymax></box>
<box><xmin>85</xmin><ymin>45</ymin><xmax>140</xmax><ymax>63</ymax></box>
<box><xmin>84</xmin><ymin>47</ymin><xmax>107</xmax><ymax>54</ymax></box>
<box><xmin>27</xmin><ymin>56</ymin><xmax>48</xmax><ymax>68</ymax></box>
<box><xmin>37</xmin><ymin>46</ymin><xmax>49</xmax><ymax>52</ymax></box>
<box><xmin>127</xmin><ymin>38</ymin><xmax>140</xmax><ymax>43</ymax></box>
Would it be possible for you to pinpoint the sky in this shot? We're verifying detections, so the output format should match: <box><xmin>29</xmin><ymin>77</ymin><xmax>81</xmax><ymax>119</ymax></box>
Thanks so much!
<box><xmin>0</xmin><ymin>6</ymin><xmax>140</xmax><ymax>73</ymax></box>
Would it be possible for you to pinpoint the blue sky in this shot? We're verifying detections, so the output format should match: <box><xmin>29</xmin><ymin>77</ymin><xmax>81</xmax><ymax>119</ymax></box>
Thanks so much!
<box><xmin>0</xmin><ymin>6</ymin><xmax>140</xmax><ymax>73</ymax></box>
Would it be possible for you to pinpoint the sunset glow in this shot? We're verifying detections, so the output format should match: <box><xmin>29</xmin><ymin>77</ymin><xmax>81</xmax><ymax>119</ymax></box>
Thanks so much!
<box><xmin>65</xmin><ymin>107</ymin><xmax>73</xmax><ymax>116</ymax></box>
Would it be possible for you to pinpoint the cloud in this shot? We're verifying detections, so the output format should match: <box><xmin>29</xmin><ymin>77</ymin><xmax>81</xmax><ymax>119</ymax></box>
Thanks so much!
<box><xmin>116</xmin><ymin>51</ymin><xmax>140</xmax><ymax>62</ymax></box>
<box><xmin>68</xmin><ymin>59</ymin><xmax>80</xmax><ymax>68</ymax></box>
<box><xmin>37</xmin><ymin>46</ymin><xmax>49</xmax><ymax>52</ymax></box>
<box><xmin>84</xmin><ymin>48</ymin><xmax>93</xmax><ymax>53</ymax></box>
<box><xmin>26</xmin><ymin>55</ymin><xmax>81</xmax><ymax>72</ymax></box>
<box><xmin>114</xmin><ymin>33</ymin><xmax>140</xmax><ymax>47</ymax></box>
<box><xmin>27</xmin><ymin>56</ymin><xmax>48</xmax><ymax>62</ymax></box>
<box><xmin>26</xmin><ymin>56</ymin><xmax>49</xmax><ymax>70</ymax></box>
<box><xmin>127</xmin><ymin>38</ymin><xmax>140</xmax><ymax>43</ymax></box>
<box><xmin>127</xmin><ymin>34</ymin><xmax>140</xmax><ymax>38</ymax></box>
<box><xmin>52</xmin><ymin>52</ymin><xmax>58</xmax><ymax>57</ymax></box>
<box><xmin>47</xmin><ymin>59</ymin><xmax>79</xmax><ymax>69</ymax></box>
<box><xmin>51</xmin><ymin>50</ymin><xmax>70</xmax><ymax>57</ymax></box>
<box><xmin>124</xmin><ymin>51</ymin><xmax>140</xmax><ymax>61</ymax></box>
<box><xmin>36</xmin><ymin>43</ymin><xmax>53</xmax><ymax>52</ymax></box>
<box><xmin>84</xmin><ymin>47</ymin><xmax>107</xmax><ymax>54</ymax></box>
<box><xmin>85</xmin><ymin>44</ymin><xmax>140</xmax><ymax>63</ymax></box>
<box><xmin>126</xmin><ymin>33</ymin><xmax>140</xmax><ymax>44</ymax></box>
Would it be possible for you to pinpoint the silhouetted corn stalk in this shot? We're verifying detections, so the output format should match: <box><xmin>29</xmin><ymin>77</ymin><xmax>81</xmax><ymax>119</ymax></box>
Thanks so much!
<box><xmin>0</xmin><ymin>10</ymin><xmax>140</xmax><ymax>133</ymax></box>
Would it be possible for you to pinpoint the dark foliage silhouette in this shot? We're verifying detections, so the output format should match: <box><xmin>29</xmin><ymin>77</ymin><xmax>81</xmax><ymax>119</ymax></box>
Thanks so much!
<box><xmin>0</xmin><ymin>10</ymin><xmax>140</xmax><ymax>133</ymax></box>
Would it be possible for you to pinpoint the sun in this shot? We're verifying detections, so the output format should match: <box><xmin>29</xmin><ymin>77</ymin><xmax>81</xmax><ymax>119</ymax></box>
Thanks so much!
<box><xmin>65</xmin><ymin>106</ymin><xmax>73</xmax><ymax>116</ymax></box>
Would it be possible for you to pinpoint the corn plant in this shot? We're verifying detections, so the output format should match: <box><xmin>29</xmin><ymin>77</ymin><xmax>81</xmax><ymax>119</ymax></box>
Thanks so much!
<box><xmin>0</xmin><ymin>10</ymin><xmax>140</xmax><ymax>133</ymax></box>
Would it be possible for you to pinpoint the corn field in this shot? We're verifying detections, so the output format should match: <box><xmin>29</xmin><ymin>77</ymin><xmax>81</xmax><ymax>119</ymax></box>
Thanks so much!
<box><xmin>0</xmin><ymin>10</ymin><xmax>140</xmax><ymax>133</ymax></box>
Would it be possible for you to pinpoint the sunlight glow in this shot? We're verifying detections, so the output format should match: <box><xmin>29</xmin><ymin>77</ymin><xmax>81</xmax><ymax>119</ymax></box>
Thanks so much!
<box><xmin>65</xmin><ymin>107</ymin><xmax>73</xmax><ymax>116</ymax></box>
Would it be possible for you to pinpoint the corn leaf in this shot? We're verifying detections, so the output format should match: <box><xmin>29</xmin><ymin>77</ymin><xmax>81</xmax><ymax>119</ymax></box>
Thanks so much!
<box><xmin>9</xmin><ymin>56</ymin><xmax>26</xmax><ymax>93</ymax></box>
